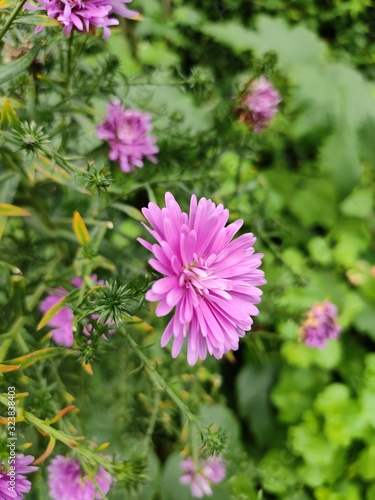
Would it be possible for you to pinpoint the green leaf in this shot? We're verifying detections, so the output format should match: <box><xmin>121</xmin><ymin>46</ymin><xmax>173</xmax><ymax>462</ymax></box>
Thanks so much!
<box><xmin>112</xmin><ymin>203</ymin><xmax>145</xmax><ymax>222</ymax></box>
<box><xmin>5</xmin><ymin>347</ymin><xmax>74</xmax><ymax>369</ymax></box>
<box><xmin>0</xmin><ymin>98</ymin><xmax>21</xmax><ymax>130</ymax></box>
<box><xmin>0</xmin><ymin>203</ymin><xmax>31</xmax><ymax>216</ymax></box>
<box><xmin>319</xmin><ymin>128</ymin><xmax>361</xmax><ymax>197</ymax></box>
<box><xmin>14</xmin><ymin>14</ymin><xmax>61</xmax><ymax>27</ymax></box>
<box><xmin>37</xmin><ymin>288</ymin><xmax>81</xmax><ymax>330</ymax></box>
<box><xmin>236</xmin><ymin>362</ymin><xmax>277</xmax><ymax>446</ymax></box>
<box><xmin>199</xmin><ymin>404</ymin><xmax>242</xmax><ymax>451</ymax></box>
<box><xmin>0</xmin><ymin>43</ymin><xmax>40</xmax><ymax>86</ymax></box>
<box><xmin>357</xmin><ymin>446</ymin><xmax>375</xmax><ymax>480</ymax></box>
<box><xmin>72</xmin><ymin>211</ymin><xmax>91</xmax><ymax>246</ymax></box>
<box><xmin>340</xmin><ymin>186</ymin><xmax>374</xmax><ymax>217</ymax></box>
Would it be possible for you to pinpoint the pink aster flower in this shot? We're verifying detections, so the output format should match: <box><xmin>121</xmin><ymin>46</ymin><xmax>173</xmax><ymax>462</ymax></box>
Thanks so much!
<box><xmin>0</xmin><ymin>454</ymin><xmax>38</xmax><ymax>500</ymax></box>
<box><xmin>300</xmin><ymin>300</ymin><xmax>341</xmax><ymax>349</ymax></box>
<box><xmin>138</xmin><ymin>192</ymin><xmax>266</xmax><ymax>365</ymax></box>
<box><xmin>47</xmin><ymin>455</ymin><xmax>113</xmax><ymax>500</ymax></box>
<box><xmin>180</xmin><ymin>456</ymin><xmax>226</xmax><ymax>498</ymax></box>
<box><xmin>236</xmin><ymin>76</ymin><xmax>281</xmax><ymax>132</ymax></box>
<box><xmin>39</xmin><ymin>276</ymin><xmax>114</xmax><ymax>347</ymax></box>
<box><xmin>96</xmin><ymin>99</ymin><xmax>159</xmax><ymax>173</ymax></box>
<box><xmin>26</xmin><ymin>0</ymin><xmax>138</xmax><ymax>38</ymax></box>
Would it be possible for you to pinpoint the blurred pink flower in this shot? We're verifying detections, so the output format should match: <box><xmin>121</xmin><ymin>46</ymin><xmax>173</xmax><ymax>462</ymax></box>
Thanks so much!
<box><xmin>236</xmin><ymin>76</ymin><xmax>281</xmax><ymax>132</ymax></box>
<box><xmin>180</xmin><ymin>456</ymin><xmax>226</xmax><ymax>498</ymax></box>
<box><xmin>300</xmin><ymin>300</ymin><xmax>341</xmax><ymax>349</ymax></box>
<box><xmin>39</xmin><ymin>276</ymin><xmax>113</xmax><ymax>347</ymax></box>
<box><xmin>27</xmin><ymin>0</ymin><xmax>138</xmax><ymax>38</ymax></box>
<box><xmin>97</xmin><ymin>99</ymin><xmax>159</xmax><ymax>173</ymax></box>
<box><xmin>138</xmin><ymin>192</ymin><xmax>266</xmax><ymax>365</ymax></box>
<box><xmin>0</xmin><ymin>454</ymin><xmax>38</xmax><ymax>500</ymax></box>
<box><xmin>47</xmin><ymin>455</ymin><xmax>113</xmax><ymax>500</ymax></box>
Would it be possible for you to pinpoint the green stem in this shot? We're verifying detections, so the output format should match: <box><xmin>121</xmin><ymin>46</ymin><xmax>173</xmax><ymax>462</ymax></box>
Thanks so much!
<box><xmin>22</xmin><ymin>409</ymin><xmax>114</xmax><ymax>473</ymax></box>
<box><xmin>0</xmin><ymin>0</ymin><xmax>28</xmax><ymax>41</ymax></box>
<box><xmin>142</xmin><ymin>390</ymin><xmax>161</xmax><ymax>452</ymax></box>
<box><xmin>125</xmin><ymin>333</ymin><xmax>207</xmax><ymax>437</ymax></box>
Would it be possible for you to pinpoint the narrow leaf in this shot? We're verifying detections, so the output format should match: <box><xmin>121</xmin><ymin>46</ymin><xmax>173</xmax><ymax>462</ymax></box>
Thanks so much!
<box><xmin>73</xmin><ymin>211</ymin><xmax>91</xmax><ymax>246</ymax></box>
<box><xmin>0</xmin><ymin>203</ymin><xmax>31</xmax><ymax>216</ymax></box>
<box><xmin>6</xmin><ymin>347</ymin><xmax>74</xmax><ymax>369</ymax></box>
<box><xmin>37</xmin><ymin>289</ymin><xmax>81</xmax><ymax>330</ymax></box>
<box><xmin>0</xmin><ymin>98</ymin><xmax>21</xmax><ymax>130</ymax></box>
<box><xmin>0</xmin><ymin>43</ymin><xmax>40</xmax><ymax>86</ymax></box>
<box><xmin>0</xmin><ymin>363</ymin><xmax>20</xmax><ymax>373</ymax></box>
<box><xmin>113</xmin><ymin>202</ymin><xmax>145</xmax><ymax>222</ymax></box>
<box><xmin>15</xmin><ymin>14</ymin><xmax>61</xmax><ymax>27</ymax></box>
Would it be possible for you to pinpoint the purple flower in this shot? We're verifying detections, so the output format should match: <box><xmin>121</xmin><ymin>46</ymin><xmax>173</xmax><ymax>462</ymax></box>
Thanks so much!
<box><xmin>138</xmin><ymin>192</ymin><xmax>266</xmax><ymax>365</ymax></box>
<box><xmin>300</xmin><ymin>301</ymin><xmax>341</xmax><ymax>349</ymax></box>
<box><xmin>236</xmin><ymin>76</ymin><xmax>281</xmax><ymax>132</ymax></box>
<box><xmin>39</xmin><ymin>276</ymin><xmax>114</xmax><ymax>347</ymax></box>
<box><xmin>97</xmin><ymin>99</ymin><xmax>159</xmax><ymax>173</ymax></box>
<box><xmin>47</xmin><ymin>455</ymin><xmax>113</xmax><ymax>500</ymax></box>
<box><xmin>0</xmin><ymin>454</ymin><xmax>38</xmax><ymax>500</ymax></box>
<box><xmin>180</xmin><ymin>456</ymin><xmax>226</xmax><ymax>498</ymax></box>
<box><xmin>27</xmin><ymin>0</ymin><xmax>138</xmax><ymax>38</ymax></box>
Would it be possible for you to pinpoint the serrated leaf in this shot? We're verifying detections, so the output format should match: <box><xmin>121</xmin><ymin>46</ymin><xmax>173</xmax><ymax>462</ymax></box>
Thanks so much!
<box><xmin>73</xmin><ymin>211</ymin><xmax>91</xmax><ymax>246</ymax></box>
<box><xmin>37</xmin><ymin>289</ymin><xmax>81</xmax><ymax>330</ymax></box>
<box><xmin>0</xmin><ymin>203</ymin><xmax>31</xmax><ymax>216</ymax></box>
<box><xmin>0</xmin><ymin>43</ymin><xmax>40</xmax><ymax>86</ymax></box>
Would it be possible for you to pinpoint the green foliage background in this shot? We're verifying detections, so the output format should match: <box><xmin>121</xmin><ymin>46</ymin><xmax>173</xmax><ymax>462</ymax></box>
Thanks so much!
<box><xmin>0</xmin><ymin>0</ymin><xmax>374</xmax><ymax>498</ymax></box>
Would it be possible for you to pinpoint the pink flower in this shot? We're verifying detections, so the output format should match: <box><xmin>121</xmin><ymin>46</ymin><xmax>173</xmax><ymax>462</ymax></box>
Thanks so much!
<box><xmin>236</xmin><ymin>76</ymin><xmax>281</xmax><ymax>132</ymax></box>
<box><xmin>97</xmin><ymin>99</ymin><xmax>159</xmax><ymax>173</ymax></box>
<box><xmin>0</xmin><ymin>454</ymin><xmax>38</xmax><ymax>500</ymax></box>
<box><xmin>138</xmin><ymin>192</ymin><xmax>266</xmax><ymax>365</ymax></box>
<box><xmin>300</xmin><ymin>300</ymin><xmax>341</xmax><ymax>349</ymax></box>
<box><xmin>39</xmin><ymin>276</ymin><xmax>113</xmax><ymax>347</ymax></box>
<box><xmin>180</xmin><ymin>456</ymin><xmax>226</xmax><ymax>498</ymax></box>
<box><xmin>47</xmin><ymin>455</ymin><xmax>113</xmax><ymax>500</ymax></box>
<box><xmin>26</xmin><ymin>0</ymin><xmax>139</xmax><ymax>38</ymax></box>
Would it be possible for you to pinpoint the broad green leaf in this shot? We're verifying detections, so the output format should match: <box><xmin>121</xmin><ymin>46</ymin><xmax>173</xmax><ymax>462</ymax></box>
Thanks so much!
<box><xmin>357</xmin><ymin>446</ymin><xmax>375</xmax><ymax>480</ymax></box>
<box><xmin>199</xmin><ymin>404</ymin><xmax>242</xmax><ymax>450</ymax></box>
<box><xmin>0</xmin><ymin>43</ymin><xmax>40</xmax><ymax>86</ymax></box>
<box><xmin>236</xmin><ymin>362</ymin><xmax>277</xmax><ymax>446</ymax></box>
<box><xmin>0</xmin><ymin>203</ymin><xmax>31</xmax><ymax>216</ymax></box>
<box><xmin>73</xmin><ymin>211</ymin><xmax>91</xmax><ymax>246</ymax></box>
<box><xmin>200</xmin><ymin>21</ymin><xmax>258</xmax><ymax>53</ymax></box>
<box><xmin>319</xmin><ymin>128</ymin><xmax>361</xmax><ymax>197</ymax></box>
<box><xmin>340</xmin><ymin>187</ymin><xmax>374</xmax><ymax>218</ymax></box>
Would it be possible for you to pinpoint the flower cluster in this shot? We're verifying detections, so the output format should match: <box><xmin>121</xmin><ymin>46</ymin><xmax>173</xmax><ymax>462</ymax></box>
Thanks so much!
<box><xmin>97</xmin><ymin>99</ymin><xmax>159</xmax><ymax>173</ymax></box>
<box><xmin>39</xmin><ymin>276</ymin><xmax>114</xmax><ymax>347</ymax></box>
<box><xmin>300</xmin><ymin>300</ymin><xmax>341</xmax><ymax>349</ymax></box>
<box><xmin>138</xmin><ymin>192</ymin><xmax>266</xmax><ymax>365</ymax></box>
<box><xmin>28</xmin><ymin>0</ymin><xmax>138</xmax><ymax>38</ymax></box>
<box><xmin>47</xmin><ymin>455</ymin><xmax>113</xmax><ymax>500</ymax></box>
<box><xmin>0</xmin><ymin>454</ymin><xmax>38</xmax><ymax>500</ymax></box>
<box><xmin>236</xmin><ymin>76</ymin><xmax>281</xmax><ymax>132</ymax></box>
<box><xmin>180</xmin><ymin>456</ymin><xmax>226</xmax><ymax>498</ymax></box>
